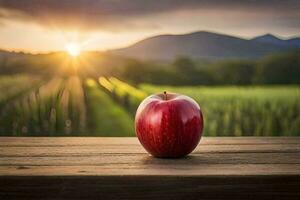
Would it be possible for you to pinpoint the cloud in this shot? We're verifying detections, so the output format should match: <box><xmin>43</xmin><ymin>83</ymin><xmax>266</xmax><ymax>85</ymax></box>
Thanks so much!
<box><xmin>0</xmin><ymin>0</ymin><xmax>299</xmax><ymax>32</ymax></box>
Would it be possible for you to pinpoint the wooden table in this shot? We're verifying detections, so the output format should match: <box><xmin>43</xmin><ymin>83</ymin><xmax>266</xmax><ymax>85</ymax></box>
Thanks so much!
<box><xmin>0</xmin><ymin>137</ymin><xmax>300</xmax><ymax>200</ymax></box>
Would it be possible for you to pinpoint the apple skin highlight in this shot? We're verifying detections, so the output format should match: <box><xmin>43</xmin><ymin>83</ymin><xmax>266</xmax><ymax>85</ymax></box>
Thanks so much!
<box><xmin>135</xmin><ymin>92</ymin><xmax>204</xmax><ymax>158</ymax></box>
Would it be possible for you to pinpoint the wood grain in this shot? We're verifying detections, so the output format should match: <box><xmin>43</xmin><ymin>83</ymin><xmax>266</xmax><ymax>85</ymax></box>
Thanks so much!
<box><xmin>1</xmin><ymin>137</ymin><xmax>299</xmax><ymax>146</ymax></box>
<box><xmin>0</xmin><ymin>137</ymin><xmax>299</xmax><ymax>199</ymax></box>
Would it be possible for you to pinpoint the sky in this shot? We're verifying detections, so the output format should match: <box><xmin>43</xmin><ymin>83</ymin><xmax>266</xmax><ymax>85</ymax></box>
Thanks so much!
<box><xmin>0</xmin><ymin>0</ymin><xmax>299</xmax><ymax>53</ymax></box>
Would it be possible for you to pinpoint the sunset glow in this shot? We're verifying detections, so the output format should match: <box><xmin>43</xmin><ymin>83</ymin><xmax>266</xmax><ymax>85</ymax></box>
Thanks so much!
<box><xmin>0</xmin><ymin>1</ymin><xmax>299</xmax><ymax>53</ymax></box>
<box><xmin>65</xmin><ymin>42</ymin><xmax>81</xmax><ymax>57</ymax></box>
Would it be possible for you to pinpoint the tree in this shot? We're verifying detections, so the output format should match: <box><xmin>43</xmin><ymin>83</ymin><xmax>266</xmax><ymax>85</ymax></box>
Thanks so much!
<box><xmin>210</xmin><ymin>60</ymin><xmax>255</xmax><ymax>85</ymax></box>
<box><xmin>254</xmin><ymin>51</ymin><xmax>300</xmax><ymax>84</ymax></box>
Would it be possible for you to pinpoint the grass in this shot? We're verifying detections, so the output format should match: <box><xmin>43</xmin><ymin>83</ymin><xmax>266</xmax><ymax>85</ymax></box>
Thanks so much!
<box><xmin>84</xmin><ymin>79</ymin><xmax>134</xmax><ymax>136</ymax></box>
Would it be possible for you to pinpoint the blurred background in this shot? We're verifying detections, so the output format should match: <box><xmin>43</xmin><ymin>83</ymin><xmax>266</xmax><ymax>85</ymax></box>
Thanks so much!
<box><xmin>0</xmin><ymin>0</ymin><xmax>299</xmax><ymax>136</ymax></box>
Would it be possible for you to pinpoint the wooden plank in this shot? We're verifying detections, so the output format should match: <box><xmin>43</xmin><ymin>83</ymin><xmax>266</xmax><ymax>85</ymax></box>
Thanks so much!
<box><xmin>1</xmin><ymin>153</ymin><xmax>300</xmax><ymax>166</ymax></box>
<box><xmin>0</xmin><ymin>164</ymin><xmax>300</xmax><ymax>176</ymax></box>
<box><xmin>1</xmin><ymin>143</ymin><xmax>300</xmax><ymax>157</ymax></box>
<box><xmin>1</xmin><ymin>137</ymin><xmax>299</xmax><ymax>147</ymax></box>
<box><xmin>1</xmin><ymin>176</ymin><xmax>299</xmax><ymax>200</ymax></box>
<box><xmin>0</xmin><ymin>137</ymin><xmax>299</xmax><ymax>176</ymax></box>
<box><xmin>0</xmin><ymin>137</ymin><xmax>300</xmax><ymax>199</ymax></box>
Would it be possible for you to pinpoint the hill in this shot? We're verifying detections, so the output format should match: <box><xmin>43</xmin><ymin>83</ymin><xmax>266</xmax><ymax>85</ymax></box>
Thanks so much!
<box><xmin>252</xmin><ymin>34</ymin><xmax>300</xmax><ymax>47</ymax></box>
<box><xmin>111</xmin><ymin>31</ymin><xmax>299</xmax><ymax>60</ymax></box>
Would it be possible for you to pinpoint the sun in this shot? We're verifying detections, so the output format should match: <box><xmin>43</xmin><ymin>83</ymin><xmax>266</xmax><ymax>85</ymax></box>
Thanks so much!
<box><xmin>65</xmin><ymin>42</ymin><xmax>81</xmax><ymax>57</ymax></box>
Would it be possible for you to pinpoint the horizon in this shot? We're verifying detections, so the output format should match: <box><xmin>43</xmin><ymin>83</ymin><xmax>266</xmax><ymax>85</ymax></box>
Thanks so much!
<box><xmin>1</xmin><ymin>30</ymin><xmax>299</xmax><ymax>54</ymax></box>
<box><xmin>0</xmin><ymin>0</ymin><xmax>299</xmax><ymax>53</ymax></box>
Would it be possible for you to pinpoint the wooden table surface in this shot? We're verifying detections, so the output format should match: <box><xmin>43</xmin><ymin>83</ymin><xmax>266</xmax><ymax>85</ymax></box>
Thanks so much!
<box><xmin>0</xmin><ymin>137</ymin><xmax>300</xmax><ymax>200</ymax></box>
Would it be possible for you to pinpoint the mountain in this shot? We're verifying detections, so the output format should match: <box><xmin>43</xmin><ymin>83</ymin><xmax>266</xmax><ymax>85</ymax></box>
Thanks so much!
<box><xmin>252</xmin><ymin>34</ymin><xmax>300</xmax><ymax>47</ymax></box>
<box><xmin>111</xmin><ymin>31</ymin><xmax>299</xmax><ymax>60</ymax></box>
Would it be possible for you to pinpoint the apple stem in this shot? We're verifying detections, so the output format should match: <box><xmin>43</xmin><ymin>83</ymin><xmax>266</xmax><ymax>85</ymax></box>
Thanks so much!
<box><xmin>164</xmin><ymin>91</ymin><xmax>167</xmax><ymax>100</ymax></box>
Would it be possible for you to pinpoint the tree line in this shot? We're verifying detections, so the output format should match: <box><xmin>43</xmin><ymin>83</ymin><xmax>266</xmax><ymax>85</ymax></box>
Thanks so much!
<box><xmin>118</xmin><ymin>50</ymin><xmax>300</xmax><ymax>85</ymax></box>
<box><xmin>0</xmin><ymin>50</ymin><xmax>299</xmax><ymax>85</ymax></box>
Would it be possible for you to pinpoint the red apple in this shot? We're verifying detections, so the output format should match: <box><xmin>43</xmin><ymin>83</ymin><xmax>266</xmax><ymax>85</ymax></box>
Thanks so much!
<box><xmin>135</xmin><ymin>92</ymin><xmax>204</xmax><ymax>158</ymax></box>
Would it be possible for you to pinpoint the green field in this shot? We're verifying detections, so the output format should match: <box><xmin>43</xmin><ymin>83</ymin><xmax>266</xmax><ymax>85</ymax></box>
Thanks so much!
<box><xmin>141</xmin><ymin>85</ymin><xmax>300</xmax><ymax>136</ymax></box>
<box><xmin>0</xmin><ymin>75</ymin><xmax>299</xmax><ymax>136</ymax></box>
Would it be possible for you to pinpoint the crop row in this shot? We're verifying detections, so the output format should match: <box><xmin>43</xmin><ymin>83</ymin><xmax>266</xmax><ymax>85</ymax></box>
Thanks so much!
<box><xmin>0</xmin><ymin>76</ymin><xmax>86</xmax><ymax>136</ymax></box>
<box><xmin>0</xmin><ymin>75</ymin><xmax>137</xmax><ymax>136</ymax></box>
<box><xmin>84</xmin><ymin>79</ymin><xmax>134</xmax><ymax>136</ymax></box>
<box><xmin>99</xmin><ymin>77</ymin><xmax>147</xmax><ymax>114</ymax></box>
<box><xmin>0</xmin><ymin>75</ymin><xmax>42</xmax><ymax>105</ymax></box>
